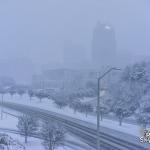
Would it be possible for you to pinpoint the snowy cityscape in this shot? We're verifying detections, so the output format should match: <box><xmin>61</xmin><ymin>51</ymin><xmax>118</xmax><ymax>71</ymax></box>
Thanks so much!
<box><xmin>0</xmin><ymin>0</ymin><xmax>150</xmax><ymax>150</ymax></box>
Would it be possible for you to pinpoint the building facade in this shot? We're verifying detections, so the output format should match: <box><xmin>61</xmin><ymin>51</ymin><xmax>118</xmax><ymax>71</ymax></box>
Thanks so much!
<box><xmin>32</xmin><ymin>69</ymin><xmax>98</xmax><ymax>91</ymax></box>
<box><xmin>92</xmin><ymin>22</ymin><xmax>117</xmax><ymax>69</ymax></box>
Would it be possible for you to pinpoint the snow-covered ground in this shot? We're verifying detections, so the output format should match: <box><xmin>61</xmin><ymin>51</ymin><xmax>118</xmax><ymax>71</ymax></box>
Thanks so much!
<box><xmin>0</xmin><ymin>109</ymin><xmax>18</xmax><ymax>130</ymax></box>
<box><xmin>0</xmin><ymin>114</ymin><xmax>45</xmax><ymax>150</ymax></box>
<box><xmin>2</xmin><ymin>133</ymin><xmax>44</xmax><ymax>150</ymax></box>
<box><xmin>3</xmin><ymin>94</ymin><xmax>149</xmax><ymax>137</ymax></box>
<box><xmin>2</xmin><ymin>132</ymin><xmax>89</xmax><ymax>150</ymax></box>
<box><xmin>0</xmin><ymin>106</ymin><xmax>93</xmax><ymax>150</ymax></box>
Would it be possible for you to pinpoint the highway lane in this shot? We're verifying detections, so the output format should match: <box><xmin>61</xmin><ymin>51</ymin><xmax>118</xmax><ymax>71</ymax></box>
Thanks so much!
<box><xmin>1</xmin><ymin>102</ymin><xmax>149</xmax><ymax>150</ymax></box>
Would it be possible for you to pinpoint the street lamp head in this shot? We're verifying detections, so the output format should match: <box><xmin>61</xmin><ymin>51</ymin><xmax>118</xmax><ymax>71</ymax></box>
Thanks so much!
<box><xmin>111</xmin><ymin>67</ymin><xmax>121</xmax><ymax>71</ymax></box>
<box><xmin>98</xmin><ymin>67</ymin><xmax>121</xmax><ymax>80</ymax></box>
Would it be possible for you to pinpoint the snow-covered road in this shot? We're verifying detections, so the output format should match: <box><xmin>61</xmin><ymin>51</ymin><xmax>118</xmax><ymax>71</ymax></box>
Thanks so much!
<box><xmin>2</xmin><ymin>94</ymin><xmax>147</xmax><ymax>137</ymax></box>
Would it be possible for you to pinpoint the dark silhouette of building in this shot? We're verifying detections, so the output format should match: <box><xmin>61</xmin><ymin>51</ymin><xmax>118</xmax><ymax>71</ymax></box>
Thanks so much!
<box><xmin>92</xmin><ymin>22</ymin><xmax>117</xmax><ymax>68</ymax></box>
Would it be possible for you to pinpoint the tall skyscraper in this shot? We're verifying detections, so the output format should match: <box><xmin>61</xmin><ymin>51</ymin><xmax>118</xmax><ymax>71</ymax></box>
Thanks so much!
<box><xmin>92</xmin><ymin>22</ymin><xmax>117</xmax><ymax>69</ymax></box>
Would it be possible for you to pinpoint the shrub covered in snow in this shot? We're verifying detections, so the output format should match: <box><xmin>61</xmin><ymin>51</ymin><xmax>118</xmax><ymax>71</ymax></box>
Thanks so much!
<box><xmin>136</xmin><ymin>113</ymin><xmax>150</xmax><ymax>128</ymax></box>
<box><xmin>0</xmin><ymin>133</ymin><xmax>25</xmax><ymax>150</ymax></box>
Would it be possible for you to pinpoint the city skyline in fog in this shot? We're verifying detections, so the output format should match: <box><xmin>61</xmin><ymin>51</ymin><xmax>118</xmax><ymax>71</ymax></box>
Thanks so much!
<box><xmin>0</xmin><ymin>0</ymin><xmax>150</xmax><ymax>83</ymax></box>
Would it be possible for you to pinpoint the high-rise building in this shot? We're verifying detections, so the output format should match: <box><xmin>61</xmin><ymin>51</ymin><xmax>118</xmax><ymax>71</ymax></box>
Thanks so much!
<box><xmin>92</xmin><ymin>22</ymin><xmax>117</xmax><ymax>68</ymax></box>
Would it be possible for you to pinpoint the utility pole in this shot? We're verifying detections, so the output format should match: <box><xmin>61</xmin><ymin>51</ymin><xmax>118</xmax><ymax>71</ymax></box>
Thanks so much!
<box><xmin>97</xmin><ymin>67</ymin><xmax>121</xmax><ymax>150</ymax></box>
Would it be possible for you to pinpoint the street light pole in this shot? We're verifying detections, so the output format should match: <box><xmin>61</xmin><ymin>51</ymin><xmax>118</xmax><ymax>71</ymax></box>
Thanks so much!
<box><xmin>97</xmin><ymin>67</ymin><xmax>121</xmax><ymax>150</ymax></box>
<box><xmin>1</xmin><ymin>92</ymin><xmax>4</xmax><ymax>120</ymax></box>
<box><xmin>97</xmin><ymin>77</ymin><xmax>100</xmax><ymax>150</ymax></box>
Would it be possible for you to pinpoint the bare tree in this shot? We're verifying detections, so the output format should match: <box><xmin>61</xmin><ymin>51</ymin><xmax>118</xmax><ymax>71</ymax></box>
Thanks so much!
<box><xmin>28</xmin><ymin>90</ymin><xmax>34</xmax><ymax>101</ymax></box>
<box><xmin>8</xmin><ymin>87</ymin><xmax>17</xmax><ymax>99</ymax></box>
<box><xmin>0</xmin><ymin>88</ymin><xmax>7</xmax><ymax>120</ymax></box>
<box><xmin>41</xmin><ymin>121</ymin><xmax>66</xmax><ymax>150</ymax></box>
<box><xmin>97</xmin><ymin>106</ymin><xmax>108</xmax><ymax>121</ymax></box>
<box><xmin>69</xmin><ymin>100</ymin><xmax>82</xmax><ymax>114</ymax></box>
<box><xmin>17</xmin><ymin>115</ymin><xmax>38</xmax><ymax>143</ymax></box>
<box><xmin>80</xmin><ymin>103</ymin><xmax>93</xmax><ymax>117</ymax></box>
<box><xmin>0</xmin><ymin>88</ymin><xmax>6</xmax><ymax>103</ymax></box>
<box><xmin>35</xmin><ymin>91</ymin><xmax>47</xmax><ymax>102</ymax></box>
<box><xmin>17</xmin><ymin>88</ymin><xmax>26</xmax><ymax>98</ymax></box>
<box><xmin>114</xmin><ymin>108</ymin><xmax>132</xmax><ymax>126</ymax></box>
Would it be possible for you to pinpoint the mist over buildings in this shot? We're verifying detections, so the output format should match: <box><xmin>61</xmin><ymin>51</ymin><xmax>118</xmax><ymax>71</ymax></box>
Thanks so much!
<box><xmin>0</xmin><ymin>0</ymin><xmax>149</xmax><ymax>83</ymax></box>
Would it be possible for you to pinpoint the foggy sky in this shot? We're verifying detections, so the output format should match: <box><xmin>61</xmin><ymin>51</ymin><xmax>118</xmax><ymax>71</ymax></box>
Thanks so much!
<box><xmin>0</xmin><ymin>0</ymin><xmax>150</xmax><ymax>66</ymax></box>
